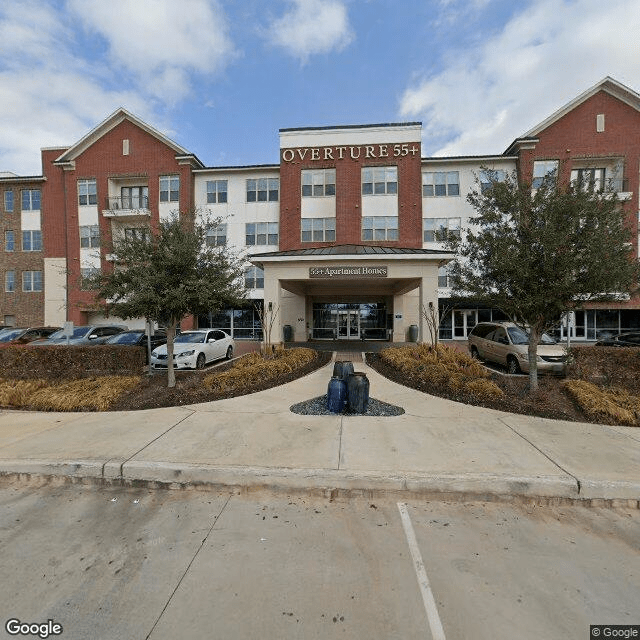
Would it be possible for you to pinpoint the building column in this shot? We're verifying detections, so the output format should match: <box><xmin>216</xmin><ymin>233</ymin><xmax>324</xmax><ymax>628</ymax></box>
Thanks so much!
<box><xmin>262</xmin><ymin>266</ymin><xmax>282</xmax><ymax>345</ymax></box>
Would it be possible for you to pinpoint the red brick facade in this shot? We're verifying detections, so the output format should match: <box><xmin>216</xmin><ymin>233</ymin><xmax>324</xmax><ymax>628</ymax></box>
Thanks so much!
<box><xmin>279</xmin><ymin>141</ymin><xmax>422</xmax><ymax>250</ymax></box>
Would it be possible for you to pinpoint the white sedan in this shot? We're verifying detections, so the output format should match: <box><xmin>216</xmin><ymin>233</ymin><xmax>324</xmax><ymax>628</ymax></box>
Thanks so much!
<box><xmin>150</xmin><ymin>329</ymin><xmax>234</xmax><ymax>370</ymax></box>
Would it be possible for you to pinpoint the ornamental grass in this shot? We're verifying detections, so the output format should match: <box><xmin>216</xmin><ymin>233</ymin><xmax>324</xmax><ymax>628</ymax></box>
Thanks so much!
<box><xmin>562</xmin><ymin>379</ymin><xmax>640</xmax><ymax>426</ymax></box>
<box><xmin>203</xmin><ymin>347</ymin><xmax>317</xmax><ymax>393</ymax></box>
<box><xmin>379</xmin><ymin>343</ymin><xmax>503</xmax><ymax>399</ymax></box>
<box><xmin>0</xmin><ymin>376</ymin><xmax>140</xmax><ymax>411</ymax></box>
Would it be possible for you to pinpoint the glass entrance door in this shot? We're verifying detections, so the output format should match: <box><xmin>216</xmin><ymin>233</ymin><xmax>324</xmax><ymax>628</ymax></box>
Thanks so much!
<box><xmin>453</xmin><ymin>309</ymin><xmax>477</xmax><ymax>339</ymax></box>
<box><xmin>337</xmin><ymin>310</ymin><xmax>360</xmax><ymax>339</ymax></box>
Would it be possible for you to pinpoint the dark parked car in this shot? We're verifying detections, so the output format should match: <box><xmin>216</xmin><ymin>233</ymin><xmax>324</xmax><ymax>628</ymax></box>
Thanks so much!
<box><xmin>103</xmin><ymin>329</ymin><xmax>167</xmax><ymax>363</ymax></box>
<box><xmin>0</xmin><ymin>327</ymin><xmax>61</xmax><ymax>345</ymax></box>
<box><xmin>595</xmin><ymin>332</ymin><xmax>640</xmax><ymax>347</ymax></box>
<box><xmin>33</xmin><ymin>324</ymin><xmax>127</xmax><ymax>346</ymax></box>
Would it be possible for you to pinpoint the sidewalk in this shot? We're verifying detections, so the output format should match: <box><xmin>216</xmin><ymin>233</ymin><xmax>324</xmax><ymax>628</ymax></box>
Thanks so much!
<box><xmin>0</xmin><ymin>354</ymin><xmax>639</xmax><ymax>505</ymax></box>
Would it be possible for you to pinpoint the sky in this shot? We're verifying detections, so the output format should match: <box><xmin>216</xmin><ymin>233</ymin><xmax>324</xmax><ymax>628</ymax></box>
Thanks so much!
<box><xmin>1</xmin><ymin>0</ymin><xmax>640</xmax><ymax>175</ymax></box>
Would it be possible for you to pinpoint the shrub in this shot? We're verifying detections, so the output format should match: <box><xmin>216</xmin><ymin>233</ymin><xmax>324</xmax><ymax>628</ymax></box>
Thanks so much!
<box><xmin>203</xmin><ymin>347</ymin><xmax>317</xmax><ymax>393</ymax></box>
<box><xmin>562</xmin><ymin>379</ymin><xmax>640</xmax><ymax>426</ymax></box>
<box><xmin>379</xmin><ymin>344</ymin><xmax>495</xmax><ymax>397</ymax></box>
<box><xmin>0</xmin><ymin>376</ymin><xmax>140</xmax><ymax>411</ymax></box>
<box><xmin>464</xmin><ymin>378</ymin><xmax>504</xmax><ymax>399</ymax></box>
<box><xmin>567</xmin><ymin>346</ymin><xmax>640</xmax><ymax>394</ymax></box>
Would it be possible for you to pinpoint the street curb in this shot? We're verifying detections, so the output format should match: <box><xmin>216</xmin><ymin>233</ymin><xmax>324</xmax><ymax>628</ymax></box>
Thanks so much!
<box><xmin>3</xmin><ymin>458</ymin><xmax>638</xmax><ymax>508</ymax></box>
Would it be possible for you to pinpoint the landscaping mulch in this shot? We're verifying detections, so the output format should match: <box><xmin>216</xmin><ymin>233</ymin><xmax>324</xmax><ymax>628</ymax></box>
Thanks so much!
<box><xmin>108</xmin><ymin>351</ymin><xmax>332</xmax><ymax>411</ymax></box>
<box><xmin>365</xmin><ymin>352</ymin><xmax>590</xmax><ymax>424</ymax></box>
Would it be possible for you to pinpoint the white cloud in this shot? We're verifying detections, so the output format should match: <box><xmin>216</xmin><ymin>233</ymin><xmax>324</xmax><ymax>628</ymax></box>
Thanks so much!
<box><xmin>400</xmin><ymin>0</ymin><xmax>640</xmax><ymax>156</ymax></box>
<box><xmin>0</xmin><ymin>0</ymin><xmax>236</xmax><ymax>175</ymax></box>
<box><xmin>66</xmin><ymin>0</ymin><xmax>236</xmax><ymax>100</ymax></box>
<box><xmin>267</xmin><ymin>0</ymin><xmax>354</xmax><ymax>63</ymax></box>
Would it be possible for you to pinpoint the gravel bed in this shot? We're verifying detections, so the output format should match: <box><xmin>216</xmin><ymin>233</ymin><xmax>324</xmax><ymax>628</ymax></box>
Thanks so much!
<box><xmin>290</xmin><ymin>395</ymin><xmax>404</xmax><ymax>416</ymax></box>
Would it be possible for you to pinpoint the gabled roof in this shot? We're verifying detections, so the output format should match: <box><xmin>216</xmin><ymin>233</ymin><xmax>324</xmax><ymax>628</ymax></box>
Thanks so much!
<box><xmin>523</xmin><ymin>76</ymin><xmax>640</xmax><ymax>139</ymax></box>
<box><xmin>251</xmin><ymin>244</ymin><xmax>455</xmax><ymax>260</ymax></box>
<box><xmin>54</xmin><ymin>108</ymin><xmax>202</xmax><ymax>167</ymax></box>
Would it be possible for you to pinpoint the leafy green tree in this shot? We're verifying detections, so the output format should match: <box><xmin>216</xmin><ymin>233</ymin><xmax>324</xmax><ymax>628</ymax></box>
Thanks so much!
<box><xmin>447</xmin><ymin>168</ymin><xmax>639</xmax><ymax>391</ymax></box>
<box><xmin>87</xmin><ymin>212</ymin><xmax>246</xmax><ymax>388</ymax></box>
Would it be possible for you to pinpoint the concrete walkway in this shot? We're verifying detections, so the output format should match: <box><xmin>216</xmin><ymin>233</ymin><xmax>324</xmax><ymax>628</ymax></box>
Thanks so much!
<box><xmin>0</xmin><ymin>354</ymin><xmax>639</xmax><ymax>505</ymax></box>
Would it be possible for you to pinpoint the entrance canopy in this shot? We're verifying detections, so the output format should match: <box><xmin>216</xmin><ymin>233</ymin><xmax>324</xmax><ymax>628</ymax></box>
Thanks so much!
<box><xmin>251</xmin><ymin>245</ymin><xmax>455</xmax><ymax>343</ymax></box>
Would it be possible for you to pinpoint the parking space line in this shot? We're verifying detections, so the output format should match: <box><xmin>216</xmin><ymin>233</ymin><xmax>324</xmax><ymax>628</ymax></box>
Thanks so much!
<box><xmin>397</xmin><ymin>502</ymin><xmax>447</xmax><ymax>640</ymax></box>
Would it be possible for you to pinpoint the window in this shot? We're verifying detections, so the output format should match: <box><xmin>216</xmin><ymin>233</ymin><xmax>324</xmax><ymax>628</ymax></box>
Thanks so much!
<box><xmin>532</xmin><ymin>161</ymin><xmax>558</xmax><ymax>188</ymax></box>
<box><xmin>79</xmin><ymin>225</ymin><xmax>100</xmax><ymax>248</ymax></box>
<box><xmin>362</xmin><ymin>167</ymin><xmax>397</xmax><ymax>195</ymax></box>
<box><xmin>301</xmin><ymin>217</ymin><xmax>336</xmax><ymax>242</ymax></box>
<box><xmin>80</xmin><ymin>267</ymin><xmax>100</xmax><ymax>289</ymax></box>
<box><xmin>21</xmin><ymin>189</ymin><xmax>41</xmax><ymax>210</ymax></box>
<box><xmin>121</xmin><ymin>186</ymin><xmax>148</xmax><ymax>209</ymax></box>
<box><xmin>206</xmin><ymin>223</ymin><xmax>227</xmax><ymax>246</ymax></box>
<box><xmin>124</xmin><ymin>228</ymin><xmax>150</xmax><ymax>242</ymax></box>
<box><xmin>423</xmin><ymin>217</ymin><xmax>461</xmax><ymax>242</ymax></box>
<box><xmin>438</xmin><ymin>266</ymin><xmax>451</xmax><ymax>288</ymax></box>
<box><xmin>78</xmin><ymin>179</ymin><xmax>97</xmax><ymax>206</ymax></box>
<box><xmin>244</xmin><ymin>266</ymin><xmax>264</xmax><ymax>289</ymax></box>
<box><xmin>4</xmin><ymin>191</ymin><xmax>13</xmax><ymax>212</ymax></box>
<box><xmin>160</xmin><ymin>175</ymin><xmax>179</xmax><ymax>202</ymax></box>
<box><xmin>22</xmin><ymin>270</ymin><xmax>42</xmax><ymax>292</ymax></box>
<box><xmin>361</xmin><ymin>216</ymin><xmax>399</xmax><ymax>241</ymax></box>
<box><xmin>22</xmin><ymin>230</ymin><xmax>42</xmax><ymax>251</ymax></box>
<box><xmin>570</xmin><ymin>168</ymin><xmax>605</xmax><ymax>192</ymax></box>
<box><xmin>246</xmin><ymin>178</ymin><xmax>279</xmax><ymax>202</ymax></box>
<box><xmin>5</xmin><ymin>231</ymin><xmax>14</xmax><ymax>252</ymax></box>
<box><xmin>479</xmin><ymin>169</ymin><xmax>506</xmax><ymax>193</ymax></box>
<box><xmin>245</xmin><ymin>222</ymin><xmax>278</xmax><ymax>246</ymax></box>
<box><xmin>302</xmin><ymin>169</ymin><xmax>336</xmax><ymax>197</ymax></box>
<box><xmin>206</xmin><ymin>180</ymin><xmax>228</xmax><ymax>204</ymax></box>
<box><xmin>5</xmin><ymin>271</ymin><xmax>15</xmax><ymax>292</ymax></box>
<box><xmin>422</xmin><ymin>172</ymin><xmax>459</xmax><ymax>197</ymax></box>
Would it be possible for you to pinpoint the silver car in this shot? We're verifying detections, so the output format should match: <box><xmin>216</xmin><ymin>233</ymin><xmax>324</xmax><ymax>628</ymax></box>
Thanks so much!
<box><xmin>468</xmin><ymin>321</ymin><xmax>566</xmax><ymax>374</ymax></box>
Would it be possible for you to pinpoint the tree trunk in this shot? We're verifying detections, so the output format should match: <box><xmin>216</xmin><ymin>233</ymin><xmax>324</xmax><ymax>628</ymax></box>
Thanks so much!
<box><xmin>166</xmin><ymin>322</ymin><xmax>177</xmax><ymax>389</ymax></box>
<box><xmin>528</xmin><ymin>326</ymin><xmax>539</xmax><ymax>393</ymax></box>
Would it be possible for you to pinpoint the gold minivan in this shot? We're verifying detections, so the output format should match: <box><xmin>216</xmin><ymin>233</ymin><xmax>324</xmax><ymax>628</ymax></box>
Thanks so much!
<box><xmin>468</xmin><ymin>322</ymin><xmax>566</xmax><ymax>374</ymax></box>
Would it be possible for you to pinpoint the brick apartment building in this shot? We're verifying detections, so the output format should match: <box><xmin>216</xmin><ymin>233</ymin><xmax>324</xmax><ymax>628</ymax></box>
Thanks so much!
<box><xmin>0</xmin><ymin>76</ymin><xmax>638</xmax><ymax>342</ymax></box>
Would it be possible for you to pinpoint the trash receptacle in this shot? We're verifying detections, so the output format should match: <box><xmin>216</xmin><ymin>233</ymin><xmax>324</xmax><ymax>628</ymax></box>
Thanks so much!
<box><xmin>283</xmin><ymin>324</ymin><xmax>293</xmax><ymax>342</ymax></box>
<box><xmin>408</xmin><ymin>324</ymin><xmax>418</xmax><ymax>342</ymax></box>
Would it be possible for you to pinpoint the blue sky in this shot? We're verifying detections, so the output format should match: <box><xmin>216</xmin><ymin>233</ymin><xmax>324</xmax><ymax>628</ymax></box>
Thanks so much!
<box><xmin>2</xmin><ymin>0</ymin><xmax>640</xmax><ymax>175</ymax></box>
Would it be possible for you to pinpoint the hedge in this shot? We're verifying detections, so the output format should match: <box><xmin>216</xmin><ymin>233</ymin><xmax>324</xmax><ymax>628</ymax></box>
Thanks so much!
<box><xmin>0</xmin><ymin>345</ymin><xmax>146</xmax><ymax>380</ymax></box>
<box><xmin>566</xmin><ymin>345</ymin><xmax>640</xmax><ymax>394</ymax></box>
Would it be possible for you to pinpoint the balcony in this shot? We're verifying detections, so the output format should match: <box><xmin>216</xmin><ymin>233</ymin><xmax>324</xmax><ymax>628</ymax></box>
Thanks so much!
<box><xmin>102</xmin><ymin>195</ymin><xmax>151</xmax><ymax>219</ymax></box>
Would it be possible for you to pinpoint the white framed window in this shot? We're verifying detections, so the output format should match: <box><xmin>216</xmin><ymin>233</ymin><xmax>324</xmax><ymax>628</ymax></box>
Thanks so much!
<box><xmin>422</xmin><ymin>172</ymin><xmax>459</xmax><ymax>197</ymax></box>
<box><xmin>362</xmin><ymin>216</ymin><xmax>399</xmax><ymax>241</ymax></box>
<box><xmin>245</xmin><ymin>222</ymin><xmax>278</xmax><ymax>246</ymax></box>
<box><xmin>79</xmin><ymin>225</ymin><xmax>100</xmax><ymax>248</ymax></box>
<box><xmin>362</xmin><ymin>167</ymin><xmax>397</xmax><ymax>195</ymax></box>
<box><xmin>124</xmin><ymin>227</ymin><xmax>150</xmax><ymax>242</ymax></box>
<box><xmin>479</xmin><ymin>169</ymin><xmax>506</xmax><ymax>193</ymax></box>
<box><xmin>206</xmin><ymin>223</ymin><xmax>227</xmax><ymax>246</ymax></box>
<box><xmin>21</xmin><ymin>189</ymin><xmax>41</xmax><ymax>211</ymax></box>
<box><xmin>160</xmin><ymin>175</ymin><xmax>180</xmax><ymax>202</ymax></box>
<box><xmin>244</xmin><ymin>266</ymin><xmax>264</xmax><ymax>289</ymax></box>
<box><xmin>532</xmin><ymin>160</ymin><xmax>558</xmax><ymax>189</ymax></box>
<box><xmin>301</xmin><ymin>217</ymin><xmax>336</xmax><ymax>242</ymax></box>
<box><xmin>22</xmin><ymin>230</ymin><xmax>42</xmax><ymax>251</ymax></box>
<box><xmin>206</xmin><ymin>180</ymin><xmax>228</xmax><ymax>204</ymax></box>
<box><xmin>438</xmin><ymin>266</ymin><xmax>451</xmax><ymax>288</ymax></box>
<box><xmin>5</xmin><ymin>230</ymin><xmax>14</xmax><ymax>252</ymax></box>
<box><xmin>570</xmin><ymin>168</ymin><xmax>605</xmax><ymax>192</ymax></box>
<box><xmin>22</xmin><ymin>270</ymin><xmax>42</xmax><ymax>292</ymax></box>
<box><xmin>247</xmin><ymin>178</ymin><xmax>279</xmax><ymax>202</ymax></box>
<box><xmin>4</xmin><ymin>191</ymin><xmax>13</xmax><ymax>212</ymax></box>
<box><xmin>78</xmin><ymin>179</ymin><xmax>97</xmax><ymax>206</ymax></box>
<box><xmin>5</xmin><ymin>270</ymin><xmax>15</xmax><ymax>292</ymax></box>
<box><xmin>302</xmin><ymin>169</ymin><xmax>336</xmax><ymax>197</ymax></box>
<box><xmin>423</xmin><ymin>218</ymin><xmax>461</xmax><ymax>242</ymax></box>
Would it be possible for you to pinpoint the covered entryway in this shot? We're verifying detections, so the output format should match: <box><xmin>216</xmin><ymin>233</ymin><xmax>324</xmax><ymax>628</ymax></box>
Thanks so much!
<box><xmin>251</xmin><ymin>245</ymin><xmax>455</xmax><ymax>344</ymax></box>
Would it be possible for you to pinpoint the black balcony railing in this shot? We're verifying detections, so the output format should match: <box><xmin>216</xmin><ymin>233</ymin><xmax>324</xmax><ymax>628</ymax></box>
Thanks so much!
<box><xmin>105</xmin><ymin>195</ymin><xmax>149</xmax><ymax>210</ymax></box>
